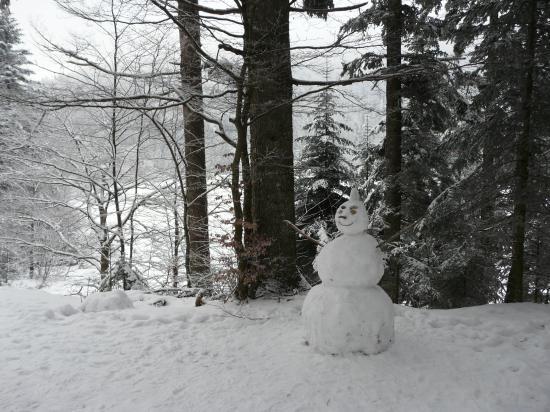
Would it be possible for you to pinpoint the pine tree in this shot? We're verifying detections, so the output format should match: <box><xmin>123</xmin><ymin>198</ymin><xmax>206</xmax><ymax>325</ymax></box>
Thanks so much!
<box><xmin>0</xmin><ymin>3</ymin><xmax>30</xmax><ymax>89</ymax></box>
<box><xmin>0</xmin><ymin>1</ymin><xmax>34</xmax><ymax>282</ymax></box>
<box><xmin>444</xmin><ymin>0</ymin><xmax>550</xmax><ymax>303</ymax></box>
<box><xmin>340</xmin><ymin>0</ymin><xmax>463</xmax><ymax>304</ymax></box>
<box><xmin>295</xmin><ymin>87</ymin><xmax>354</xmax><ymax>284</ymax></box>
<box><xmin>1</xmin><ymin>2</ymin><xmax>31</xmax><ymax>183</ymax></box>
<box><xmin>0</xmin><ymin>0</ymin><xmax>31</xmax><ymax>154</ymax></box>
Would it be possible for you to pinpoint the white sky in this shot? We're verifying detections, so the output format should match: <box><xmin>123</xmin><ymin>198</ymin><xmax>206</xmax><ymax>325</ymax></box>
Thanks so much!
<box><xmin>11</xmin><ymin>0</ymin><xmax>369</xmax><ymax>80</ymax></box>
<box><xmin>10</xmin><ymin>1</ymin><xmax>383</xmax><ymax>133</ymax></box>
<box><xmin>11</xmin><ymin>0</ymin><xmax>79</xmax><ymax>79</ymax></box>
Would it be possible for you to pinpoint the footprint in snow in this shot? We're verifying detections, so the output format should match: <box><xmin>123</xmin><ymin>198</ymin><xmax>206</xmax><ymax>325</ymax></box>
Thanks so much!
<box><xmin>521</xmin><ymin>321</ymin><xmax>546</xmax><ymax>334</ymax></box>
<box><xmin>191</xmin><ymin>313</ymin><xmax>210</xmax><ymax>323</ymax></box>
<box><xmin>174</xmin><ymin>314</ymin><xmax>191</xmax><ymax>322</ymax></box>
<box><xmin>507</xmin><ymin>365</ymin><xmax>521</xmax><ymax>373</ymax></box>
<box><xmin>497</xmin><ymin>328</ymin><xmax>516</xmax><ymax>337</ymax></box>
<box><xmin>44</xmin><ymin>309</ymin><xmax>56</xmax><ymax>320</ymax></box>
<box><xmin>483</xmin><ymin>336</ymin><xmax>504</xmax><ymax>347</ymax></box>
<box><xmin>457</xmin><ymin>317</ymin><xmax>482</xmax><ymax>327</ymax></box>
<box><xmin>172</xmin><ymin>386</ymin><xmax>185</xmax><ymax>395</ymax></box>
<box><xmin>428</xmin><ymin>319</ymin><xmax>445</xmax><ymax>328</ymax></box>
<box><xmin>57</xmin><ymin>304</ymin><xmax>78</xmax><ymax>317</ymax></box>
<box><xmin>131</xmin><ymin>313</ymin><xmax>150</xmax><ymax>321</ymax></box>
<box><xmin>152</xmin><ymin>317</ymin><xmax>173</xmax><ymax>325</ymax></box>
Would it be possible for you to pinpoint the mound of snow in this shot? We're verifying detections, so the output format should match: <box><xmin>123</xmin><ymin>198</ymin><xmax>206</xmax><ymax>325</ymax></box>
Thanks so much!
<box><xmin>58</xmin><ymin>304</ymin><xmax>79</xmax><ymax>316</ymax></box>
<box><xmin>81</xmin><ymin>290</ymin><xmax>134</xmax><ymax>312</ymax></box>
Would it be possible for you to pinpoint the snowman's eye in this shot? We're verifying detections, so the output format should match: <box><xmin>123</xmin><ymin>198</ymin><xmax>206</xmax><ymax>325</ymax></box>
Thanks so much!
<box><xmin>350</xmin><ymin>207</ymin><xmax>357</xmax><ymax>215</ymax></box>
<box><xmin>341</xmin><ymin>206</ymin><xmax>346</xmax><ymax>210</ymax></box>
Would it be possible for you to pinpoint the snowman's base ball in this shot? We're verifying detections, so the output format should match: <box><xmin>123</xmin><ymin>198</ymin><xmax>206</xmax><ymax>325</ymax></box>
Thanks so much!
<box><xmin>302</xmin><ymin>285</ymin><xmax>394</xmax><ymax>355</ymax></box>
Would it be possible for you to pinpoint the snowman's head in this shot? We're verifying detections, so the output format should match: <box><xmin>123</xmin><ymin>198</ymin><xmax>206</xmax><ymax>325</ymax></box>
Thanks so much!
<box><xmin>335</xmin><ymin>188</ymin><xmax>369</xmax><ymax>235</ymax></box>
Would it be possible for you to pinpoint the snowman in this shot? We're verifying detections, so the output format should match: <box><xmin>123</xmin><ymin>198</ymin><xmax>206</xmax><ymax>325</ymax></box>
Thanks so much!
<box><xmin>302</xmin><ymin>188</ymin><xmax>394</xmax><ymax>354</ymax></box>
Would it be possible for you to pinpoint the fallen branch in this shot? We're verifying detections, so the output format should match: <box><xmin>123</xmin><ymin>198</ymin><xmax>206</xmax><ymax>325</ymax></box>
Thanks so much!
<box><xmin>205</xmin><ymin>302</ymin><xmax>269</xmax><ymax>321</ymax></box>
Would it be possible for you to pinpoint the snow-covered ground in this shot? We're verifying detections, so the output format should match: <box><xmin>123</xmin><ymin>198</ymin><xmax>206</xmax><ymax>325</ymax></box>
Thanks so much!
<box><xmin>1</xmin><ymin>287</ymin><xmax>549</xmax><ymax>412</ymax></box>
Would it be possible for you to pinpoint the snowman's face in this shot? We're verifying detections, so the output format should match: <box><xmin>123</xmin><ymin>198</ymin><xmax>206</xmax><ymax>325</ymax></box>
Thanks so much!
<box><xmin>335</xmin><ymin>200</ymin><xmax>369</xmax><ymax>235</ymax></box>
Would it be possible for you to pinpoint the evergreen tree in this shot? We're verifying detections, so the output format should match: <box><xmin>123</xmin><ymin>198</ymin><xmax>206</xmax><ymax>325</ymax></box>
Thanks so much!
<box><xmin>0</xmin><ymin>0</ymin><xmax>31</xmax><ymax>153</ymax></box>
<box><xmin>0</xmin><ymin>1</ymin><xmax>35</xmax><ymax>282</ymax></box>
<box><xmin>340</xmin><ymin>0</ymin><xmax>465</xmax><ymax>305</ymax></box>
<box><xmin>1</xmin><ymin>2</ymin><xmax>31</xmax><ymax>186</ymax></box>
<box><xmin>444</xmin><ymin>0</ymin><xmax>550</xmax><ymax>303</ymax></box>
<box><xmin>0</xmin><ymin>3</ymin><xmax>30</xmax><ymax>89</ymax></box>
<box><xmin>295</xmin><ymin>87</ymin><xmax>354</xmax><ymax>284</ymax></box>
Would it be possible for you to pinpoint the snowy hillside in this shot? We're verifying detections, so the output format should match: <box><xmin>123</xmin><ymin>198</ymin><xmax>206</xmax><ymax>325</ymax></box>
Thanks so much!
<box><xmin>1</xmin><ymin>287</ymin><xmax>549</xmax><ymax>412</ymax></box>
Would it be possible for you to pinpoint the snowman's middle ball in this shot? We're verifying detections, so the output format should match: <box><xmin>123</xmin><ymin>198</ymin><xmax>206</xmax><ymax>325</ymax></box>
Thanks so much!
<box><xmin>315</xmin><ymin>234</ymin><xmax>384</xmax><ymax>287</ymax></box>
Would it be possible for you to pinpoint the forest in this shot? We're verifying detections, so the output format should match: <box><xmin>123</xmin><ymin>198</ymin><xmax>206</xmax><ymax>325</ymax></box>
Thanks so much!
<box><xmin>2</xmin><ymin>0</ymin><xmax>549</xmax><ymax>307</ymax></box>
<box><xmin>1</xmin><ymin>1</ymin><xmax>550</xmax><ymax>411</ymax></box>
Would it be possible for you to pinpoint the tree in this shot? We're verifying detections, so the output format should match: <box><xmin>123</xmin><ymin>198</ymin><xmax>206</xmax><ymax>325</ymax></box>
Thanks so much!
<box><xmin>243</xmin><ymin>0</ymin><xmax>298</xmax><ymax>294</ymax></box>
<box><xmin>445</xmin><ymin>0</ymin><xmax>550</xmax><ymax>303</ymax></box>
<box><xmin>0</xmin><ymin>1</ymin><xmax>30</xmax><ymax>89</ymax></box>
<box><xmin>504</xmin><ymin>0</ymin><xmax>537</xmax><ymax>303</ymax></box>
<box><xmin>295</xmin><ymin>84</ymin><xmax>354</xmax><ymax>284</ymax></box>
<box><xmin>178</xmin><ymin>0</ymin><xmax>211</xmax><ymax>287</ymax></box>
<box><xmin>340</xmin><ymin>0</ymin><xmax>449</xmax><ymax>302</ymax></box>
<box><xmin>382</xmin><ymin>0</ymin><xmax>403</xmax><ymax>303</ymax></box>
<box><xmin>17</xmin><ymin>0</ymin><xmax>199</xmax><ymax>292</ymax></box>
<box><xmin>0</xmin><ymin>0</ymin><xmax>35</xmax><ymax>284</ymax></box>
<box><xmin>150</xmin><ymin>0</ymin><xmax>417</xmax><ymax>297</ymax></box>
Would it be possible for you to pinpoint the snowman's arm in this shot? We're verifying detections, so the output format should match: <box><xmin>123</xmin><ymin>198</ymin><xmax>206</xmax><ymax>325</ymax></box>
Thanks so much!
<box><xmin>283</xmin><ymin>220</ymin><xmax>325</xmax><ymax>247</ymax></box>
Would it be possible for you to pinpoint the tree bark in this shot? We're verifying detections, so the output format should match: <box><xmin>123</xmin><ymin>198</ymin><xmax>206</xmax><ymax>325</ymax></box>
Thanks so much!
<box><xmin>178</xmin><ymin>0</ymin><xmax>210</xmax><ymax>287</ymax></box>
<box><xmin>129</xmin><ymin>115</ymin><xmax>144</xmax><ymax>267</ymax></box>
<box><xmin>173</xmin><ymin>181</ymin><xmax>181</xmax><ymax>287</ymax></box>
<box><xmin>98</xmin><ymin>204</ymin><xmax>111</xmax><ymax>289</ymax></box>
<box><xmin>505</xmin><ymin>0</ymin><xmax>537</xmax><ymax>303</ymax></box>
<box><xmin>244</xmin><ymin>0</ymin><xmax>298</xmax><ymax>293</ymax></box>
<box><xmin>380</xmin><ymin>0</ymin><xmax>402</xmax><ymax>303</ymax></box>
<box><xmin>229</xmin><ymin>66</ymin><xmax>256</xmax><ymax>299</ymax></box>
<box><xmin>173</xmin><ymin>206</ymin><xmax>181</xmax><ymax>287</ymax></box>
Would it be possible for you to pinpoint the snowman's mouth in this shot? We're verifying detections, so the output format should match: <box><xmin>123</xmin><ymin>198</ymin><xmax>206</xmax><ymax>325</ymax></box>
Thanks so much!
<box><xmin>339</xmin><ymin>221</ymin><xmax>353</xmax><ymax>226</ymax></box>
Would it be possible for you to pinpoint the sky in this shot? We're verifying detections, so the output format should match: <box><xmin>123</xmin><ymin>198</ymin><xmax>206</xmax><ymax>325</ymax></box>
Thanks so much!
<box><xmin>9</xmin><ymin>0</ymin><xmax>384</xmax><ymax>134</ymax></box>
<box><xmin>10</xmin><ymin>0</ymin><xmax>371</xmax><ymax>80</ymax></box>
<box><xmin>11</xmin><ymin>0</ymin><xmax>78</xmax><ymax>79</ymax></box>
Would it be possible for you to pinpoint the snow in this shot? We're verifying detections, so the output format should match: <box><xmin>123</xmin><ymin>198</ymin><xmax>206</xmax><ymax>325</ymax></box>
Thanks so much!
<box><xmin>304</xmin><ymin>188</ymin><xmax>393</xmax><ymax>354</ymax></box>
<box><xmin>1</xmin><ymin>286</ymin><xmax>549</xmax><ymax>412</ymax></box>
<box><xmin>334</xmin><ymin>188</ymin><xmax>370</xmax><ymax>236</ymax></box>
<box><xmin>303</xmin><ymin>285</ymin><xmax>394</xmax><ymax>354</ymax></box>
<box><xmin>80</xmin><ymin>290</ymin><xmax>134</xmax><ymax>313</ymax></box>
<box><xmin>313</xmin><ymin>234</ymin><xmax>384</xmax><ymax>287</ymax></box>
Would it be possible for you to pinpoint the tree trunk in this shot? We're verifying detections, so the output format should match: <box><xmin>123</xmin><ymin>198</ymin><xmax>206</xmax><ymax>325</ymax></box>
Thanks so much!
<box><xmin>99</xmin><ymin>205</ymin><xmax>111</xmax><ymax>290</ymax></box>
<box><xmin>505</xmin><ymin>0</ymin><xmax>537</xmax><ymax>303</ymax></box>
<box><xmin>244</xmin><ymin>0</ymin><xmax>298</xmax><ymax>294</ymax></box>
<box><xmin>178</xmin><ymin>0</ymin><xmax>210</xmax><ymax>287</ymax></box>
<box><xmin>110</xmin><ymin>14</ymin><xmax>129</xmax><ymax>289</ymax></box>
<box><xmin>231</xmin><ymin>67</ymin><xmax>256</xmax><ymax>300</ymax></box>
<box><xmin>129</xmin><ymin>116</ymin><xmax>143</xmax><ymax>267</ymax></box>
<box><xmin>533</xmin><ymin>232</ymin><xmax>542</xmax><ymax>303</ymax></box>
<box><xmin>380</xmin><ymin>0</ymin><xmax>402</xmax><ymax>303</ymax></box>
<box><xmin>173</xmin><ymin>193</ymin><xmax>180</xmax><ymax>288</ymax></box>
<box><xmin>28</xmin><ymin>221</ymin><xmax>35</xmax><ymax>279</ymax></box>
